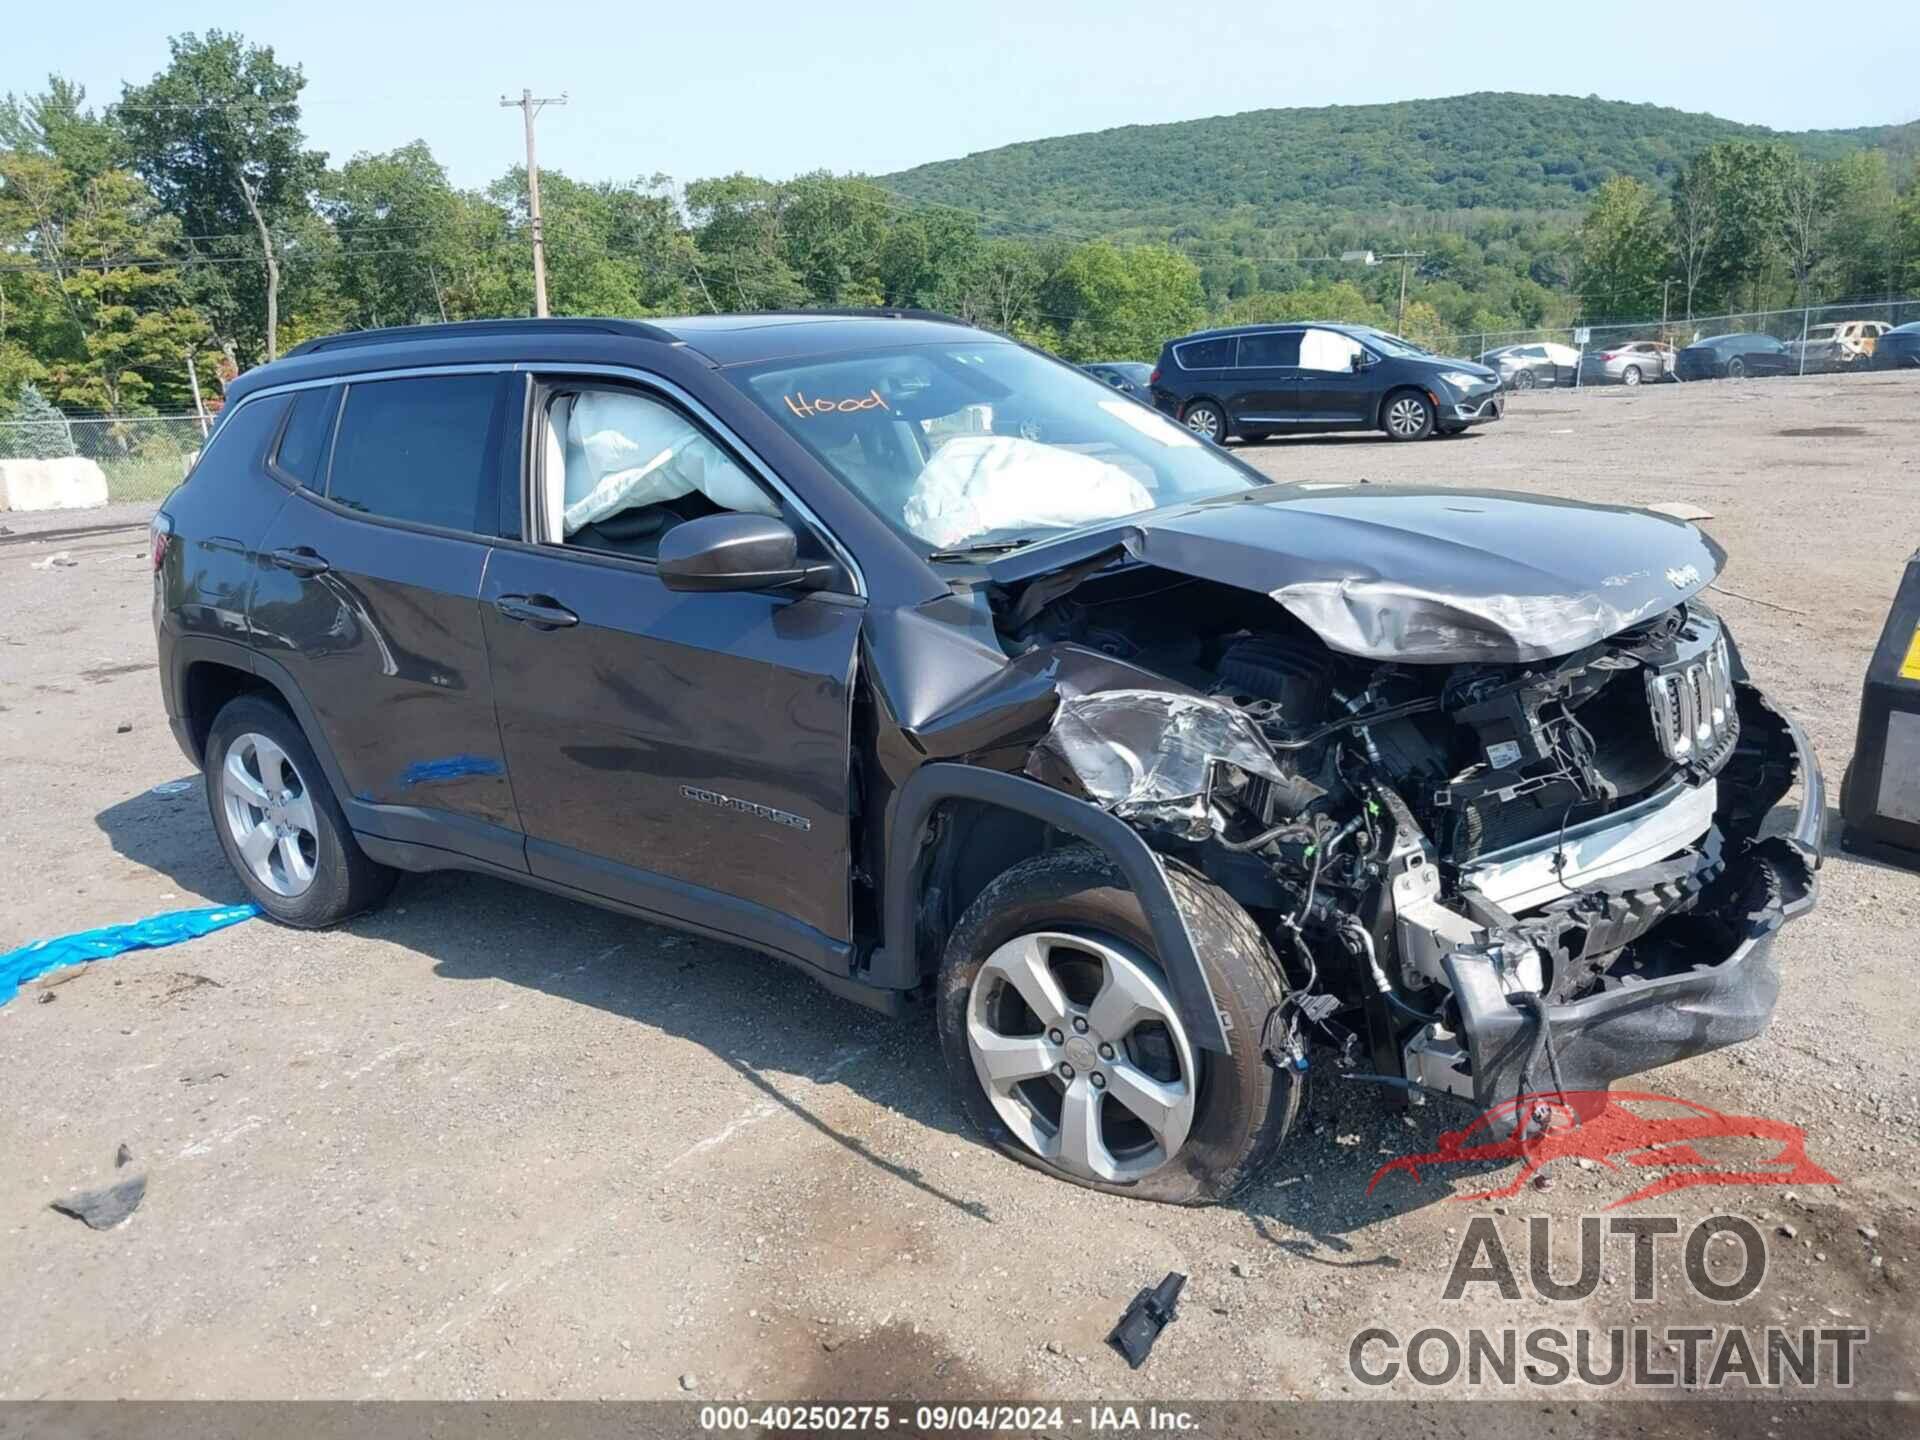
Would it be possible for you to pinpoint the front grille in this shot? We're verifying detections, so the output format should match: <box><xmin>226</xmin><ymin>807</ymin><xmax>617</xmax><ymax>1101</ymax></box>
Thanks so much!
<box><xmin>1647</xmin><ymin>630</ymin><xmax>1737</xmax><ymax>765</ymax></box>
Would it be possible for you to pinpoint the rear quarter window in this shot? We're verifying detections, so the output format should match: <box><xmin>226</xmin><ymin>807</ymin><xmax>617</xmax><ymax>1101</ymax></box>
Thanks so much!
<box><xmin>1174</xmin><ymin>338</ymin><xmax>1234</xmax><ymax>369</ymax></box>
<box><xmin>270</xmin><ymin>386</ymin><xmax>341</xmax><ymax>488</ymax></box>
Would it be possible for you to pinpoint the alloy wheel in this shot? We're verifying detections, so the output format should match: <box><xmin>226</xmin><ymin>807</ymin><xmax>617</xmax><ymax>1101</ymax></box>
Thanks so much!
<box><xmin>220</xmin><ymin>731</ymin><xmax>319</xmax><ymax>897</ymax></box>
<box><xmin>1386</xmin><ymin>396</ymin><xmax>1430</xmax><ymax>438</ymax></box>
<box><xmin>1183</xmin><ymin>405</ymin><xmax>1223</xmax><ymax>442</ymax></box>
<box><xmin>965</xmin><ymin>930</ymin><xmax>1197</xmax><ymax>1183</ymax></box>
<box><xmin>1622</xmin><ymin>365</ymin><xmax>1642</xmax><ymax>386</ymax></box>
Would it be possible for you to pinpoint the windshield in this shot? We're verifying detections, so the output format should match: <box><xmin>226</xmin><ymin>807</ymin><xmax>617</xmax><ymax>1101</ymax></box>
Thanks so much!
<box><xmin>730</xmin><ymin>341</ymin><xmax>1262</xmax><ymax>554</ymax></box>
<box><xmin>1364</xmin><ymin>330</ymin><xmax>1431</xmax><ymax>357</ymax></box>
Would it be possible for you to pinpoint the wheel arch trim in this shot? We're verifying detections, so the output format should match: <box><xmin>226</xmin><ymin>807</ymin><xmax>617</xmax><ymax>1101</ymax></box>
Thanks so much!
<box><xmin>876</xmin><ymin>763</ymin><xmax>1232</xmax><ymax>1054</ymax></box>
<box><xmin>167</xmin><ymin>635</ymin><xmax>528</xmax><ymax>873</ymax></box>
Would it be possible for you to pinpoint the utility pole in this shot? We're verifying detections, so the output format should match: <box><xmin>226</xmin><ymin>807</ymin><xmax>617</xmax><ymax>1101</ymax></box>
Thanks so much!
<box><xmin>1377</xmin><ymin>252</ymin><xmax>1426</xmax><ymax>334</ymax></box>
<box><xmin>500</xmin><ymin>88</ymin><xmax>568</xmax><ymax>317</ymax></box>
<box><xmin>1661</xmin><ymin>278</ymin><xmax>1680</xmax><ymax>335</ymax></box>
<box><xmin>185</xmin><ymin>351</ymin><xmax>209</xmax><ymax>437</ymax></box>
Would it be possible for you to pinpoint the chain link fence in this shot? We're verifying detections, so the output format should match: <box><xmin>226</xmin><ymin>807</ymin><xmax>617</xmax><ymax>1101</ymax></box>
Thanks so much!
<box><xmin>1434</xmin><ymin>298</ymin><xmax>1920</xmax><ymax>383</ymax></box>
<box><xmin>0</xmin><ymin>415</ymin><xmax>207</xmax><ymax>503</ymax></box>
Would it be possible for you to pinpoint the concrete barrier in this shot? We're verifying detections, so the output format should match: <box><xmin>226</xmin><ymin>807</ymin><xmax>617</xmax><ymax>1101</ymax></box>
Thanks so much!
<box><xmin>0</xmin><ymin>457</ymin><xmax>110</xmax><ymax>512</ymax></box>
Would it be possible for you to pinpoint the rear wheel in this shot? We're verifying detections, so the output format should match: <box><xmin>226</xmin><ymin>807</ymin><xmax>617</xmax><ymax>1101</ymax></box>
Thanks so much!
<box><xmin>1382</xmin><ymin>390</ymin><xmax>1435</xmax><ymax>441</ymax></box>
<box><xmin>205</xmin><ymin>695</ymin><xmax>396</xmax><ymax>927</ymax></box>
<box><xmin>937</xmin><ymin>847</ymin><xmax>1298</xmax><ymax>1205</ymax></box>
<box><xmin>1181</xmin><ymin>401</ymin><xmax>1226</xmax><ymax>444</ymax></box>
<box><xmin>1622</xmin><ymin>365</ymin><xmax>1643</xmax><ymax>387</ymax></box>
<box><xmin>1512</xmin><ymin>368</ymin><xmax>1538</xmax><ymax>392</ymax></box>
<box><xmin>1726</xmin><ymin>356</ymin><xmax>1747</xmax><ymax>380</ymax></box>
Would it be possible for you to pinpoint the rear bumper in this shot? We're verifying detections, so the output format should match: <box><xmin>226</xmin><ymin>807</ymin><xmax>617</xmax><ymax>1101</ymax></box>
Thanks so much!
<box><xmin>1448</xmin><ymin>692</ymin><xmax>1822</xmax><ymax>1106</ymax></box>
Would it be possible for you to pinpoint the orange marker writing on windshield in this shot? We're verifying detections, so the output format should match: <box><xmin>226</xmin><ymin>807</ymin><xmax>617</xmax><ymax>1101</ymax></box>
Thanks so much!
<box><xmin>784</xmin><ymin>388</ymin><xmax>888</xmax><ymax>419</ymax></box>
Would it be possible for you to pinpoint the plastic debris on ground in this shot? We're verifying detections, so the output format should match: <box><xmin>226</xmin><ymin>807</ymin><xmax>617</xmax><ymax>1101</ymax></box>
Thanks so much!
<box><xmin>1</xmin><ymin>902</ymin><xmax>259</xmax><ymax>1008</ymax></box>
<box><xmin>1108</xmin><ymin>1271</ymin><xmax>1186</xmax><ymax>1369</ymax></box>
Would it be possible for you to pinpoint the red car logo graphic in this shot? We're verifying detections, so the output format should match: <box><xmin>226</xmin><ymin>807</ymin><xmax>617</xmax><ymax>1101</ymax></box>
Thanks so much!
<box><xmin>1367</xmin><ymin>1090</ymin><xmax>1838</xmax><ymax>1208</ymax></box>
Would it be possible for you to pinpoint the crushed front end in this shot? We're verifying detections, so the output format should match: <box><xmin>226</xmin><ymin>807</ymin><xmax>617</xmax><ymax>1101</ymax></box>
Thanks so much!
<box><xmin>1007</xmin><ymin>572</ymin><xmax>1822</xmax><ymax>1111</ymax></box>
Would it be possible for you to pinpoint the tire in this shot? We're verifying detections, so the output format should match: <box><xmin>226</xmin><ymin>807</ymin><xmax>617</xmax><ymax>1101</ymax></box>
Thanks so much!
<box><xmin>1181</xmin><ymin>401</ymin><xmax>1226</xmax><ymax>444</ymax></box>
<box><xmin>1621</xmin><ymin>365</ymin><xmax>1642</xmax><ymax>387</ymax></box>
<box><xmin>1381</xmin><ymin>389</ymin><xmax>1436</xmax><ymax>442</ymax></box>
<box><xmin>205</xmin><ymin>694</ymin><xmax>397</xmax><ymax>927</ymax></box>
<box><xmin>1726</xmin><ymin>357</ymin><xmax>1747</xmax><ymax>380</ymax></box>
<box><xmin>1511</xmin><ymin>368</ymin><xmax>1538</xmax><ymax>392</ymax></box>
<box><xmin>937</xmin><ymin>846</ymin><xmax>1299</xmax><ymax>1205</ymax></box>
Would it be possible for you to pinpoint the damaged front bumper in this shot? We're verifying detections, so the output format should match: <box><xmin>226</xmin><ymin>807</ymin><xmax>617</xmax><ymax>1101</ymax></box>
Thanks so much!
<box><xmin>1440</xmin><ymin>697</ymin><xmax>1824</xmax><ymax>1107</ymax></box>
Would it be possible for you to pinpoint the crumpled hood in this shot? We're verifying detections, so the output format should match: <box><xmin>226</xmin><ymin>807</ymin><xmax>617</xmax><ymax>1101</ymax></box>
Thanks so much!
<box><xmin>1000</xmin><ymin>484</ymin><xmax>1727</xmax><ymax>664</ymax></box>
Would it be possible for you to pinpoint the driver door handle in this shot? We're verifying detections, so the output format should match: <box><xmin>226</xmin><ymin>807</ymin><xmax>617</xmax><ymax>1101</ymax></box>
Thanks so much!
<box><xmin>494</xmin><ymin>594</ymin><xmax>579</xmax><ymax>630</ymax></box>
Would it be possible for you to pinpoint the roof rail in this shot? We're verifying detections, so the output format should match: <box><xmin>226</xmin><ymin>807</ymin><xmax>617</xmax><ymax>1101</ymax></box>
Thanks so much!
<box><xmin>284</xmin><ymin>317</ymin><xmax>678</xmax><ymax>357</ymax></box>
<box><xmin>744</xmin><ymin>306</ymin><xmax>972</xmax><ymax>326</ymax></box>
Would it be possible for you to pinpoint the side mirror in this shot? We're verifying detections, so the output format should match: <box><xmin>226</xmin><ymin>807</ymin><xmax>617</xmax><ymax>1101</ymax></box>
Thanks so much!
<box><xmin>1350</xmin><ymin>352</ymin><xmax>1366</xmax><ymax>372</ymax></box>
<box><xmin>657</xmin><ymin>512</ymin><xmax>831</xmax><ymax>593</ymax></box>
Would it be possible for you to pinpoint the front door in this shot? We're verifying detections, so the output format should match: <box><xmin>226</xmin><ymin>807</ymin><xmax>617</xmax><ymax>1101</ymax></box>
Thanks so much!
<box><xmin>1293</xmin><ymin>328</ymin><xmax>1375</xmax><ymax>426</ymax></box>
<box><xmin>481</xmin><ymin>378</ymin><xmax>864</xmax><ymax>971</ymax></box>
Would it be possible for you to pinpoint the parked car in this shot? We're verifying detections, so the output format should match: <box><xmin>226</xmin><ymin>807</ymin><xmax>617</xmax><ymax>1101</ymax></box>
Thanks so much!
<box><xmin>1871</xmin><ymin>321</ymin><xmax>1920</xmax><ymax>370</ymax></box>
<box><xmin>1673</xmin><ymin>333</ymin><xmax>1794</xmax><ymax>381</ymax></box>
<box><xmin>1478</xmin><ymin>342</ymin><xmax>1581</xmax><ymax>390</ymax></box>
<box><xmin>1081</xmin><ymin>361</ymin><xmax>1154</xmax><ymax>399</ymax></box>
<box><xmin>1149</xmin><ymin>322</ymin><xmax>1502</xmax><ymax>443</ymax></box>
<box><xmin>1785</xmin><ymin>320</ymin><xmax>1893</xmax><ymax>373</ymax></box>
<box><xmin>1578</xmin><ymin>340</ymin><xmax>1675</xmax><ymax>387</ymax></box>
<box><xmin>153</xmin><ymin>312</ymin><xmax>1820</xmax><ymax>1204</ymax></box>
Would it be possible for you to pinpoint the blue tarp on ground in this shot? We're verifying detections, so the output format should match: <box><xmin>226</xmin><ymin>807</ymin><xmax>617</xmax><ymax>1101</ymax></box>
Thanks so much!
<box><xmin>0</xmin><ymin>903</ymin><xmax>260</xmax><ymax>1008</ymax></box>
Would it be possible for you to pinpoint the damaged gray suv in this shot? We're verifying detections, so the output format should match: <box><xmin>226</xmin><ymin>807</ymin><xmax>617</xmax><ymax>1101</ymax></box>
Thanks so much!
<box><xmin>154</xmin><ymin>312</ymin><xmax>1824</xmax><ymax>1205</ymax></box>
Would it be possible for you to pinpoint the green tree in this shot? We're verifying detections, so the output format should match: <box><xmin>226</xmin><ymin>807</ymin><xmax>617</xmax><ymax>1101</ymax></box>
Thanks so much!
<box><xmin>685</xmin><ymin>174</ymin><xmax>808</xmax><ymax>312</ymax></box>
<box><xmin>6</xmin><ymin>380</ymin><xmax>74</xmax><ymax>457</ymax></box>
<box><xmin>1</xmin><ymin>78</ymin><xmax>214</xmax><ymax>412</ymax></box>
<box><xmin>1576</xmin><ymin>177</ymin><xmax>1667</xmax><ymax>322</ymax></box>
<box><xmin>1043</xmin><ymin>242</ymin><xmax>1202</xmax><ymax>360</ymax></box>
<box><xmin>118</xmin><ymin>31</ymin><xmax>326</xmax><ymax>361</ymax></box>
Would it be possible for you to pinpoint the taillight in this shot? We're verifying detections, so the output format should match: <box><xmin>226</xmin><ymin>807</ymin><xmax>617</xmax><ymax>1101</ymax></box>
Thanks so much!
<box><xmin>1148</xmin><ymin>368</ymin><xmax>1161</xmax><ymax>386</ymax></box>
<box><xmin>150</xmin><ymin>514</ymin><xmax>172</xmax><ymax>574</ymax></box>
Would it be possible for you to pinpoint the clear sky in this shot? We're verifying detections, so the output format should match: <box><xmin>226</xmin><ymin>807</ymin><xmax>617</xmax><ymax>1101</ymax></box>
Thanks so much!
<box><xmin>5</xmin><ymin>0</ymin><xmax>1917</xmax><ymax>190</ymax></box>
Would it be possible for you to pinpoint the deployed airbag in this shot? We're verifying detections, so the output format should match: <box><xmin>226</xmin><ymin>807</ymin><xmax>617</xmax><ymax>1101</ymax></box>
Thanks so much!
<box><xmin>902</xmin><ymin>436</ymin><xmax>1154</xmax><ymax>548</ymax></box>
<box><xmin>563</xmin><ymin>391</ymin><xmax>776</xmax><ymax>536</ymax></box>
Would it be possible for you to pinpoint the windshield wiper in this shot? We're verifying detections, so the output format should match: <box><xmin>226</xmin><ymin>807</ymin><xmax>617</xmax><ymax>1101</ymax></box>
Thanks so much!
<box><xmin>926</xmin><ymin>538</ymin><xmax>1035</xmax><ymax>562</ymax></box>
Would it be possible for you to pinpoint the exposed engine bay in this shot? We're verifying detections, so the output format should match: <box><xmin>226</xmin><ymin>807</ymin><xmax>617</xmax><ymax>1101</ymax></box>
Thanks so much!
<box><xmin>998</xmin><ymin>565</ymin><xmax>1816</xmax><ymax>1109</ymax></box>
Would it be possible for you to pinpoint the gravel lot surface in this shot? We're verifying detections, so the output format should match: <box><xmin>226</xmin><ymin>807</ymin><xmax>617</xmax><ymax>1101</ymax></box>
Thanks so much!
<box><xmin>1</xmin><ymin>373</ymin><xmax>1917</xmax><ymax>1411</ymax></box>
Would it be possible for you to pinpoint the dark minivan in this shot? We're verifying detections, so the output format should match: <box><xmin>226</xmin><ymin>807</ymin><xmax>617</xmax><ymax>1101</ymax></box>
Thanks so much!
<box><xmin>1148</xmin><ymin>322</ymin><xmax>1501</xmax><ymax>443</ymax></box>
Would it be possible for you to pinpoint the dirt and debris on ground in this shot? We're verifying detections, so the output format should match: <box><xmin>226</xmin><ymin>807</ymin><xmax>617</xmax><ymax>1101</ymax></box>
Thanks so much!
<box><xmin>0</xmin><ymin>375</ymin><xmax>1916</xmax><ymax>1405</ymax></box>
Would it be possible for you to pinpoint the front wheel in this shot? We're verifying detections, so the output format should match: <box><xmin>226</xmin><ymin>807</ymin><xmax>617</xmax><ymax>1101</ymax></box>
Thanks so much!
<box><xmin>1382</xmin><ymin>390</ymin><xmax>1436</xmax><ymax>441</ymax></box>
<box><xmin>1511</xmin><ymin>368</ymin><xmax>1538</xmax><ymax>392</ymax></box>
<box><xmin>937</xmin><ymin>847</ymin><xmax>1298</xmax><ymax>1205</ymax></box>
<box><xmin>1181</xmin><ymin>401</ymin><xmax>1226</xmax><ymax>444</ymax></box>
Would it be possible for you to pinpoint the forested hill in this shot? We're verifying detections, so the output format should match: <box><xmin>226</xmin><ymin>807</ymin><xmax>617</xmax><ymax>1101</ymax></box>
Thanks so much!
<box><xmin>882</xmin><ymin>91</ymin><xmax>1918</xmax><ymax>236</ymax></box>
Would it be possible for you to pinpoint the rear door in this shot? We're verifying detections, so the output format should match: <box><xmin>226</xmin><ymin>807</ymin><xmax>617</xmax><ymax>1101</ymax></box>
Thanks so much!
<box><xmin>249</xmin><ymin>370</ymin><xmax>525</xmax><ymax>871</ymax></box>
<box><xmin>1293</xmin><ymin>328</ymin><xmax>1374</xmax><ymax>426</ymax></box>
<box><xmin>1229</xmin><ymin>330</ymin><xmax>1303</xmax><ymax>428</ymax></box>
<box><xmin>479</xmin><ymin>375</ymin><xmax>864</xmax><ymax>969</ymax></box>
